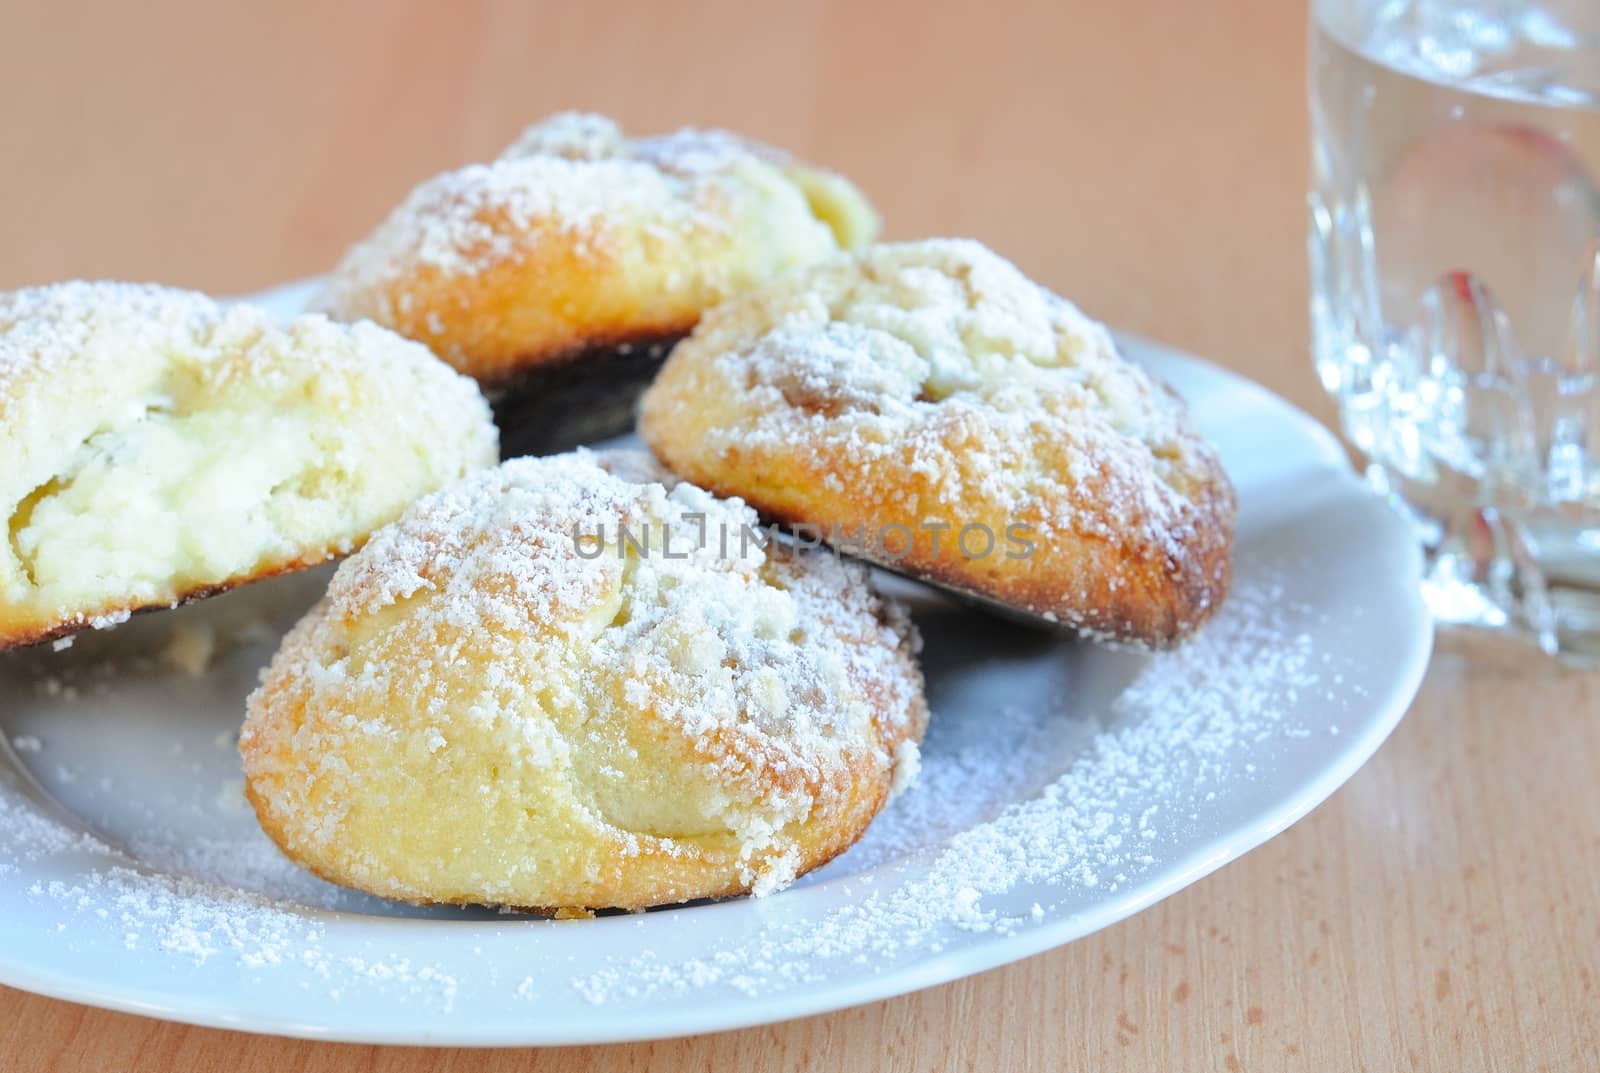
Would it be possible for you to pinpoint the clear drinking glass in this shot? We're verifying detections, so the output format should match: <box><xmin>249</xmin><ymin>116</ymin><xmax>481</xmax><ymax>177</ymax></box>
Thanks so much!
<box><xmin>1309</xmin><ymin>0</ymin><xmax>1600</xmax><ymax>662</ymax></box>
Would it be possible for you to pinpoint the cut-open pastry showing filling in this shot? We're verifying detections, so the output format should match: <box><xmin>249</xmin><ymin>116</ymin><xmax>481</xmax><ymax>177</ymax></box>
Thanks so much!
<box><xmin>0</xmin><ymin>281</ymin><xmax>498</xmax><ymax>649</ymax></box>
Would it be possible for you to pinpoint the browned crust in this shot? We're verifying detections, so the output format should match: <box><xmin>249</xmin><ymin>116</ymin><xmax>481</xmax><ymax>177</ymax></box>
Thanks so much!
<box><xmin>317</xmin><ymin>128</ymin><xmax>877</xmax><ymax>390</ymax></box>
<box><xmin>640</xmin><ymin>381</ymin><xmax>1237</xmax><ymax>649</ymax></box>
<box><xmin>671</xmin><ymin>452</ymin><xmax>1234</xmax><ymax>649</ymax></box>
<box><xmin>245</xmin><ymin>688</ymin><xmax>928</xmax><ymax>914</ymax></box>
<box><xmin>0</xmin><ymin>547</ymin><xmax>344</xmax><ymax>653</ymax></box>
<box><xmin>242</xmin><ymin>748</ymin><xmax>896</xmax><ymax>915</ymax></box>
<box><xmin>325</xmin><ymin>199</ymin><xmax>739</xmax><ymax>385</ymax></box>
<box><xmin>782</xmin><ymin>457</ymin><xmax>1229</xmax><ymax>647</ymax></box>
<box><xmin>241</xmin><ymin>578</ymin><xmax>928</xmax><ymax>914</ymax></box>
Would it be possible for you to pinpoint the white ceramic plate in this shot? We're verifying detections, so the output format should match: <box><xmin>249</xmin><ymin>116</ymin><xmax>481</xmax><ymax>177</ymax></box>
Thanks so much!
<box><xmin>0</xmin><ymin>282</ymin><xmax>1431</xmax><ymax>1045</ymax></box>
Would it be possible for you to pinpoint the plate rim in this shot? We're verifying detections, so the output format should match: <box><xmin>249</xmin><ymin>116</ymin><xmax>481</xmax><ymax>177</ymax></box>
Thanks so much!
<box><xmin>0</xmin><ymin>290</ymin><xmax>1433</xmax><ymax>1045</ymax></box>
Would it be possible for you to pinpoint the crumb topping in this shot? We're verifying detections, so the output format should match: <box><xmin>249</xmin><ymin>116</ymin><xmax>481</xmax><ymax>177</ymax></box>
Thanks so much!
<box><xmin>244</xmin><ymin>450</ymin><xmax>924</xmax><ymax>899</ymax></box>
<box><xmin>315</xmin><ymin>112</ymin><xmax>872</xmax><ymax>320</ymax></box>
<box><xmin>651</xmin><ymin>238</ymin><xmax>1231</xmax><ymax>573</ymax></box>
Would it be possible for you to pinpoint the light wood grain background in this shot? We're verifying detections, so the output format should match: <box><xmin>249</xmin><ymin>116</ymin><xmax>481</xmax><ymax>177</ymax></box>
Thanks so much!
<box><xmin>2</xmin><ymin>1</ymin><xmax>1597</xmax><ymax>1070</ymax></box>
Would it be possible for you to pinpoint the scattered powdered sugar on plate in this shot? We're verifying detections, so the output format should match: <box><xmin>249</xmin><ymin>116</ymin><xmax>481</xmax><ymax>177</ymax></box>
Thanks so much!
<box><xmin>30</xmin><ymin>869</ymin><xmax>327</xmax><ymax>967</ymax></box>
<box><xmin>0</xmin><ymin>268</ymin><xmax>1424</xmax><ymax>1039</ymax></box>
<box><xmin>806</xmin><ymin>698</ymin><xmax>1074</xmax><ymax>877</ymax></box>
<box><xmin>0</xmin><ymin>796</ymin><xmax>464</xmax><ymax>1010</ymax></box>
<box><xmin>568</xmin><ymin>578</ymin><xmax>1323</xmax><ymax>1004</ymax></box>
<box><xmin>0</xmin><ymin>570</ymin><xmax>1345</xmax><ymax>1013</ymax></box>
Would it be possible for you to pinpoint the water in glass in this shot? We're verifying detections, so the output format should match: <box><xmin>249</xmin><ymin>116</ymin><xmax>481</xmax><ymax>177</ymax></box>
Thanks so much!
<box><xmin>1310</xmin><ymin>0</ymin><xmax>1600</xmax><ymax>660</ymax></box>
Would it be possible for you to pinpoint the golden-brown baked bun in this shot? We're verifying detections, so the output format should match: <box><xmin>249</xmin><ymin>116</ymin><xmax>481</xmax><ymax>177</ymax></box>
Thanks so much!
<box><xmin>639</xmin><ymin>239</ymin><xmax>1237</xmax><ymax>647</ymax></box>
<box><xmin>240</xmin><ymin>449</ymin><xmax>926</xmax><ymax>912</ymax></box>
<box><xmin>316</xmin><ymin>112</ymin><xmax>880</xmax><ymax>455</ymax></box>
<box><xmin>0</xmin><ymin>281</ymin><xmax>498</xmax><ymax>651</ymax></box>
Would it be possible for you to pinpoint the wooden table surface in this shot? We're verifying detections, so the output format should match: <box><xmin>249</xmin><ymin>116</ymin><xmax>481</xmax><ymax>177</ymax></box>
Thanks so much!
<box><xmin>2</xmin><ymin>1</ymin><xmax>1597</xmax><ymax>1069</ymax></box>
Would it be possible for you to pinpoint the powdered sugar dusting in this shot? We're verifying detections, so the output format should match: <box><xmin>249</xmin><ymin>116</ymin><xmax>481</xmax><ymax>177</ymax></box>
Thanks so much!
<box><xmin>0</xmin><ymin>280</ymin><xmax>486</xmax><ymax>408</ymax></box>
<box><xmin>0</xmin><ymin>278</ymin><xmax>497</xmax><ymax>651</ymax></box>
<box><xmin>316</xmin><ymin>112</ymin><xmax>824</xmax><ymax>325</ymax></box>
<box><xmin>640</xmin><ymin>239</ymin><xmax>1237</xmax><ymax>643</ymax></box>
<box><xmin>0</xmin><ymin>281</ymin><xmax>215</xmax><ymax>389</ymax></box>
<box><xmin>567</xmin><ymin>577</ymin><xmax>1322</xmax><ymax>1003</ymax></box>
<box><xmin>240</xmin><ymin>449</ymin><xmax>926</xmax><ymax>907</ymax></box>
<box><xmin>0</xmin><ymin>569</ymin><xmax>1351</xmax><ymax>1015</ymax></box>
